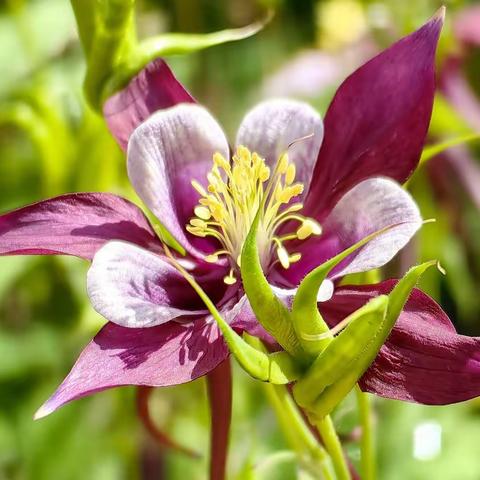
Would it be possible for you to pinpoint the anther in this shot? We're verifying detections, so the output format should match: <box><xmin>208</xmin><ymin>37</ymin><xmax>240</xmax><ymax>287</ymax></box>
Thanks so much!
<box><xmin>288</xmin><ymin>253</ymin><xmax>302</xmax><ymax>264</ymax></box>
<box><xmin>194</xmin><ymin>206</ymin><xmax>211</xmax><ymax>220</ymax></box>
<box><xmin>259</xmin><ymin>165</ymin><xmax>270</xmax><ymax>182</ymax></box>
<box><xmin>223</xmin><ymin>270</ymin><xmax>237</xmax><ymax>285</ymax></box>
<box><xmin>279</xmin><ymin>184</ymin><xmax>304</xmax><ymax>203</ymax></box>
<box><xmin>297</xmin><ymin>219</ymin><xmax>322</xmax><ymax>240</ymax></box>
<box><xmin>277</xmin><ymin>245</ymin><xmax>290</xmax><ymax>269</ymax></box>
<box><xmin>188</xmin><ymin>146</ymin><xmax>321</xmax><ymax>275</ymax></box>
<box><xmin>186</xmin><ymin>225</ymin><xmax>206</xmax><ymax>237</ymax></box>
<box><xmin>278</xmin><ymin>153</ymin><xmax>289</xmax><ymax>174</ymax></box>
<box><xmin>285</xmin><ymin>163</ymin><xmax>296</xmax><ymax>185</ymax></box>
<box><xmin>190</xmin><ymin>218</ymin><xmax>206</xmax><ymax>228</ymax></box>
<box><xmin>213</xmin><ymin>153</ymin><xmax>229</xmax><ymax>170</ymax></box>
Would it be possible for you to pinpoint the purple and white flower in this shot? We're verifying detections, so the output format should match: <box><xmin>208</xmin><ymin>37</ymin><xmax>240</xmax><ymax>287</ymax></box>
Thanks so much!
<box><xmin>1</xmin><ymin>10</ymin><xmax>474</xmax><ymax>418</ymax></box>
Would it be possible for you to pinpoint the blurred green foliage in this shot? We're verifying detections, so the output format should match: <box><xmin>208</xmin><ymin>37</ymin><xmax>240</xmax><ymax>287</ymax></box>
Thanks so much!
<box><xmin>1</xmin><ymin>0</ymin><xmax>480</xmax><ymax>479</ymax></box>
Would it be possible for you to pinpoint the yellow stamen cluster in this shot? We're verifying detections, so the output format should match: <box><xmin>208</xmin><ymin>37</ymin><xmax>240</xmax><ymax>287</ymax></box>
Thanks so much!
<box><xmin>187</xmin><ymin>146</ymin><xmax>322</xmax><ymax>284</ymax></box>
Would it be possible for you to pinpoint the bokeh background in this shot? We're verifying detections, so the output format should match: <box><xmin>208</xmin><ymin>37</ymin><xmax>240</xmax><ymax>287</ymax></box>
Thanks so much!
<box><xmin>0</xmin><ymin>0</ymin><xmax>480</xmax><ymax>478</ymax></box>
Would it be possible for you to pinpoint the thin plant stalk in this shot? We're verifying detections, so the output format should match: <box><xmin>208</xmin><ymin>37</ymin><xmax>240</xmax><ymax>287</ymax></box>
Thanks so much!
<box><xmin>356</xmin><ymin>386</ymin><xmax>376</xmax><ymax>480</ymax></box>
<box><xmin>315</xmin><ymin>416</ymin><xmax>351</xmax><ymax>480</ymax></box>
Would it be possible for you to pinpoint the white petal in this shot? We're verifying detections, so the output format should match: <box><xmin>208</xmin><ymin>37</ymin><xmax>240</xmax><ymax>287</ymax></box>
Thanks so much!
<box><xmin>325</xmin><ymin>177</ymin><xmax>422</xmax><ymax>279</ymax></box>
<box><xmin>127</xmin><ymin>104</ymin><xmax>229</xmax><ymax>255</ymax></box>
<box><xmin>87</xmin><ymin>241</ymin><xmax>205</xmax><ymax>328</ymax></box>
<box><xmin>270</xmin><ymin>278</ymin><xmax>334</xmax><ymax>304</ymax></box>
<box><xmin>236</xmin><ymin>99</ymin><xmax>323</xmax><ymax>191</ymax></box>
<box><xmin>316</xmin><ymin>279</ymin><xmax>335</xmax><ymax>302</ymax></box>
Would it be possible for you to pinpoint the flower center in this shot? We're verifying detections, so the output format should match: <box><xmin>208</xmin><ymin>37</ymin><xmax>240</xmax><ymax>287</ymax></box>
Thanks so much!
<box><xmin>187</xmin><ymin>146</ymin><xmax>322</xmax><ymax>285</ymax></box>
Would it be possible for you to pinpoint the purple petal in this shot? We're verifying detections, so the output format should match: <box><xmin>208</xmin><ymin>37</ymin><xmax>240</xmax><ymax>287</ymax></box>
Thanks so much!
<box><xmin>206</xmin><ymin>359</ymin><xmax>232</xmax><ymax>480</ymax></box>
<box><xmin>127</xmin><ymin>104</ymin><xmax>229</xmax><ymax>256</ymax></box>
<box><xmin>103</xmin><ymin>59</ymin><xmax>195</xmax><ymax>150</ymax></box>
<box><xmin>304</xmin><ymin>10</ymin><xmax>444</xmax><ymax>219</ymax></box>
<box><xmin>35</xmin><ymin>318</ymin><xmax>228</xmax><ymax>419</ymax></box>
<box><xmin>320</xmin><ymin>281</ymin><xmax>480</xmax><ymax>405</ymax></box>
<box><xmin>279</xmin><ymin>178</ymin><xmax>421</xmax><ymax>285</ymax></box>
<box><xmin>235</xmin><ymin>99</ymin><xmax>323</xmax><ymax>193</ymax></box>
<box><xmin>87</xmin><ymin>241</ymin><xmax>211</xmax><ymax>328</ymax></box>
<box><xmin>0</xmin><ymin>193</ymin><xmax>161</xmax><ymax>260</ymax></box>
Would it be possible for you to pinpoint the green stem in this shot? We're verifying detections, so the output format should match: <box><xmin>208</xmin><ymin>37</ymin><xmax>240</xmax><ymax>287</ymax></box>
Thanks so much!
<box><xmin>84</xmin><ymin>0</ymin><xmax>137</xmax><ymax>110</ymax></box>
<box><xmin>263</xmin><ymin>383</ymin><xmax>335</xmax><ymax>480</ymax></box>
<box><xmin>356</xmin><ymin>386</ymin><xmax>376</xmax><ymax>480</ymax></box>
<box><xmin>105</xmin><ymin>21</ymin><xmax>264</xmax><ymax>98</ymax></box>
<box><xmin>315</xmin><ymin>416</ymin><xmax>351</xmax><ymax>480</ymax></box>
<box><xmin>70</xmin><ymin>0</ymin><xmax>97</xmax><ymax>55</ymax></box>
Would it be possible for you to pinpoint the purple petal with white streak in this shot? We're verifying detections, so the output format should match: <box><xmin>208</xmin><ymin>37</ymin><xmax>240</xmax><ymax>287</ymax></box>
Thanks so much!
<box><xmin>35</xmin><ymin>318</ymin><xmax>228</xmax><ymax>419</ymax></box>
<box><xmin>0</xmin><ymin>193</ymin><xmax>161</xmax><ymax>260</ymax></box>
<box><xmin>279</xmin><ymin>178</ymin><xmax>421</xmax><ymax>285</ymax></box>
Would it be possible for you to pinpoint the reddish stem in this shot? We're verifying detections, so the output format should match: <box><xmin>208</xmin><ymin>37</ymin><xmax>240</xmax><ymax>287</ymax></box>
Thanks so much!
<box><xmin>206</xmin><ymin>358</ymin><xmax>233</xmax><ymax>480</ymax></box>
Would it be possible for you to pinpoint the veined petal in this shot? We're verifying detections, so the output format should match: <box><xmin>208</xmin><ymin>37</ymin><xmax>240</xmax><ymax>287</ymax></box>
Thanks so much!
<box><xmin>280</xmin><ymin>178</ymin><xmax>421</xmax><ymax>285</ymax></box>
<box><xmin>324</xmin><ymin>178</ymin><xmax>421</xmax><ymax>279</ymax></box>
<box><xmin>235</xmin><ymin>99</ymin><xmax>323</xmax><ymax>192</ymax></box>
<box><xmin>320</xmin><ymin>281</ymin><xmax>480</xmax><ymax>405</ymax></box>
<box><xmin>0</xmin><ymin>193</ymin><xmax>161</xmax><ymax>260</ymax></box>
<box><xmin>35</xmin><ymin>318</ymin><xmax>228</xmax><ymax>419</ymax></box>
<box><xmin>304</xmin><ymin>10</ymin><xmax>444</xmax><ymax>219</ymax></box>
<box><xmin>127</xmin><ymin>104</ymin><xmax>229</xmax><ymax>257</ymax></box>
<box><xmin>103</xmin><ymin>59</ymin><xmax>195</xmax><ymax>150</ymax></box>
<box><xmin>87</xmin><ymin>241</ymin><xmax>225</xmax><ymax>328</ymax></box>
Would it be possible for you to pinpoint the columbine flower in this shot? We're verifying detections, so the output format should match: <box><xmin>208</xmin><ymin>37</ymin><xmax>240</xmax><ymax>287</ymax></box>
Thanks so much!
<box><xmin>0</xmin><ymin>9</ymin><xmax>470</xmax><ymax>417</ymax></box>
<box><xmin>32</xmin><ymin>93</ymin><xmax>421</xmax><ymax>418</ymax></box>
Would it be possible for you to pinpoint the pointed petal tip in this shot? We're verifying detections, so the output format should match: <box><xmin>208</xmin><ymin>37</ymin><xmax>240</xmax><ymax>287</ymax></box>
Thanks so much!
<box><xmin>434</xmin><ymin>6</ymin><xmax>446</xmax><ymax>23</ymax></box>
<box><xmin>33</xmin><ymin>403</ymin><xmax>54</xmax><ymax>421</ymax></box>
